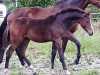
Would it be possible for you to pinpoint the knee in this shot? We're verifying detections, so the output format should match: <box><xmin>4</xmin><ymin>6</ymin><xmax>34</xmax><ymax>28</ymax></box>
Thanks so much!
<box><xmin>77</xmin><ymin>53</ymin><xmax>81</xmax><ymax>58</ymax></box>
<box><xmin>51</xmin><ymin>49</ymin><xmax>57</xmax><ymax>54</ymax></box>
<box><xmin>59</xmin><ymin>54</ymin><xmax>64</xmax><ymax>62</ymax></box>
<box><xmin>76</xmin><ymin>41</ymin><xmax>81</xmax><ymax>48</ymax></box>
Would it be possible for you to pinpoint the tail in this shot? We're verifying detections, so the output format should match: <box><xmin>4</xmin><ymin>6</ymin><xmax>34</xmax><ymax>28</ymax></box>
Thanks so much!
<box><xmin>0</xmin><ymin>12</ymin><xmax>10</xmax><ymax>49</ymax></box>
<box><xmin>2</xmin><ymin>25</ymin><xmax>10</xmax><ymax>49</ymax></box>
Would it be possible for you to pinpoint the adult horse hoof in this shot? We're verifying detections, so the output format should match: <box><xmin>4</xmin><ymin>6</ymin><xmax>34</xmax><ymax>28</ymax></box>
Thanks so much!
<box><xmin>63</xmin><ymin>70</ymin><xmax>71</xmax><ymax>75</ymax></box>
<box><xmin>50</xmin><ymin>69</ymin><xmax>56</xmax><ymax>75</ymax></box>
<box><xmin>74</xmin><ymin>59</ymin><xmax>79</xmax><ymax>65</ymax></box>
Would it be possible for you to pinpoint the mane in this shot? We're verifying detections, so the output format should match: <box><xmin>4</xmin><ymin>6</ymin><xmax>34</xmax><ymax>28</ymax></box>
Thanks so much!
<box><xmin>25</xmin><ymin>8</ymin><xmax>86</xmax><ymax>23</ymax></box>
<box><xmin>55</xmin><ymin>0</ymin><xmax>66</xmax><ymax>8</ymax></box>
<box><xmin>55</xmin><ymin>0</ymin><xmax>88</xmax><ymax>10</ymax></box>
<box><xmin>56</xmin><ymin>8</ymin><xmax>85</xmax><ymax>16</ymax></box>
<box><xmin>55</xmin><ymin>0</ymin><xmax>63</xmax><ymax>6</ymax></box>
<box><xmin>55</xmin><ymin>8</ymin><xmax>85</xmax><ymax>20</ymax></box>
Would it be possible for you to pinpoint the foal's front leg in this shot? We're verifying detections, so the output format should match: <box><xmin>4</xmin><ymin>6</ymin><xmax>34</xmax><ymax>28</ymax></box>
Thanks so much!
<box><xmin>67</xmin><ymin>32</ymin><xmax>81</xmax><ymax>64</ymax></box>
<box><xmin>54</xmin><ymin>38</ymin><xmax>71</xmax><ymax>75</ymax></box>
<box><xmin>51</xmin><ymin>41</ymin><xmax>57</xmax><ymax>74</ymax></box>
<box><xmin>51</xmin><ymin>38</ymin><xmax>68</xmax><ymax>69</ymax></box>
<box><xmin>15</xmin><ymin>38</ymin><xmax>30</xmax><ymax>66</ymax></box>
<box><xmin>51</xmin><ymin>41</ymin><xmax>57</xmax><ymax>69</ymax></box>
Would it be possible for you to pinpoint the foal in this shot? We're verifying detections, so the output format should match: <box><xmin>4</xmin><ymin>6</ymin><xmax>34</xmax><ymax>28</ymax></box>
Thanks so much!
<box><xmin>3</xmin><ymin>8</ymin><xmax>93</xmax><ymax>74</ymax></box>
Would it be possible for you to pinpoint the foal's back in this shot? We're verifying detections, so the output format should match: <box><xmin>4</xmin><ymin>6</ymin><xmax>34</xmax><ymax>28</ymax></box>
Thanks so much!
<box><xmin>10</xmin><ymin>16</ymin><xmax>61</xmax><ymax>42</ymax></box>
<box><xmin>10</xmin><ymin>8</ymin><xmax>86</xmax><ymax>43</ymax></box>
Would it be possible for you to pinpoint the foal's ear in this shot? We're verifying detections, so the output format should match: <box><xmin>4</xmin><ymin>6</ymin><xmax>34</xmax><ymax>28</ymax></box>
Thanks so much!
<box><xmin>84</xmin><ymin>11</ymin><xmax>91</xmax><ymax>17</ymax></box>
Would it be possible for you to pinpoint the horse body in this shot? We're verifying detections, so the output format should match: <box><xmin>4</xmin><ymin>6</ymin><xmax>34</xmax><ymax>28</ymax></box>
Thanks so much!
<box><xmin>8</xmin><ymin>6</ymin><xmax>60</xmax><ymax>25</ymax></box>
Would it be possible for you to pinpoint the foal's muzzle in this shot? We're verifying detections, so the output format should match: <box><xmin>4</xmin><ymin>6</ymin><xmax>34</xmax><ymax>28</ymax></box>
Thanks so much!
<box><xmin>89</xmin><ymin>32</ymin><xmax>93</xmax><ymax>36</ymax></box>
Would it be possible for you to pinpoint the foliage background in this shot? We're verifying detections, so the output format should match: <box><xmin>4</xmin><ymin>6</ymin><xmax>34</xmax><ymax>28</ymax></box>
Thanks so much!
<box><xmin>3</xmin><ymin>0</ymin><xmax>57</xmax><ymax>12</ymax></box>
<box><xmin>1</xmin><ymin>0</ymin><xmax>100</xmax><ymax>13</ymax></box>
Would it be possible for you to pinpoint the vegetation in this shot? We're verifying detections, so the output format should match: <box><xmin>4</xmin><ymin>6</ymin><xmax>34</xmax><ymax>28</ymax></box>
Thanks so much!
<box><xmin>2</xmin><ymin>0</ymin><xmax>100</xmax><ymax>13</ymax></box>
<box><xmin>3</xmin><ymin>0</ymin><xmax>57</xmax><ymax>12</ymax></box>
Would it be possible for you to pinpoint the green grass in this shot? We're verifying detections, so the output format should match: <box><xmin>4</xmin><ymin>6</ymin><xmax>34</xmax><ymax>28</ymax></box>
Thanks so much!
<box><xmin>72</xmin><ymin>69</ymin><xmax>99</xmax><ymax>75</ymax></box>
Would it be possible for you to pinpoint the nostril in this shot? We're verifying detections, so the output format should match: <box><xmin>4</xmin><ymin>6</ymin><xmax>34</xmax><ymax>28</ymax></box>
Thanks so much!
<box><xmin>89</xmin><ymin>32</ymin><xmax>93</xmax><ymax>36</ymax></box>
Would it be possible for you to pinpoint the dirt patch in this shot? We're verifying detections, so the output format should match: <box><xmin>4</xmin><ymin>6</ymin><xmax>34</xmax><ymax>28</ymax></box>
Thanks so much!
<box><xmin>0</xmin><ymin>54</ymin><xmax>100</xmax><ymax>75</ymax></box>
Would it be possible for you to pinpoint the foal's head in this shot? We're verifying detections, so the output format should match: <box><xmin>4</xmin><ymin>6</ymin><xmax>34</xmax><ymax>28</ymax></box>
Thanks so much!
<box><xmin>75</xmin><ymin>12</ymin><xmax>93</xmax><ymax>36</ymax></box>
<box><xmin>59</xmin><ymin>8</ymin><xmax>93</xmax><ymax>36</ymax></box>
<box><xmin>55</xmin><ymin>8</ymin><xmax>93</xmax><ymax>36</ymax></box>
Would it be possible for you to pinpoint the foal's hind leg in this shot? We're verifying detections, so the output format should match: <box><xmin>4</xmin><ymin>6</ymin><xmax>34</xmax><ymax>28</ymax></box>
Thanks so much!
<box><xmin>51</xmin><ymin>38</ymin><xmax>68</xmax><ymax>69</ymax></box>
<box><xmin>16</xmin><ymin>39</ymin><xmax>37</xmax><ymax>74</ymax></box>
<box><xmin>16</xmin><ymin>38</ymin><xmax>30</xmax><ymax>66</ymax></box>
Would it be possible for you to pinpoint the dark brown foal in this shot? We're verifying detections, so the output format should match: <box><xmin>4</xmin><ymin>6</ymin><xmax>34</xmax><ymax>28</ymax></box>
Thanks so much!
<box><xmin>3</xmin><ymin>8</ymin><xmax>93</xmax><ymax>75</ymax></box>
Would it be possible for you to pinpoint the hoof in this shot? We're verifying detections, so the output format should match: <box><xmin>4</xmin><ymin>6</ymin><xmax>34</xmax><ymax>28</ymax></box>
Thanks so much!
<box><xmin>4</xmin><ymin>69</ymin><xmax>9</xmax><ymax>75</ymax></box>
<box><xmin>33</xmin><ymin>72</ymin><xmax>38</xmax><ymax>75</ymax></box>
<box><xmin>74</xmin><ymin>59</ymin><xmax>79</xmax><ymax>65</ymax></box>
<box><xmin>63</xmin><ymin>70</ymin><xmax>71</xmax><ymax>75</ymax></box>
<box><xmin>29</xmin><ymin>65</ymin><xmax>37</xmax><ymax>75</ymax></box>
<box><xmin>50</xmin><ymin>69</ymin><xmax>56</xmax><ymax>75</ymax></box>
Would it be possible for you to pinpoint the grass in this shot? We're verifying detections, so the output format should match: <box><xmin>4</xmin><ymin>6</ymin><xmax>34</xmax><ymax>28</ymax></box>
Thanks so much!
<box><xmin>0</xmin><ymin>20</ymin><xmax>100</xmax><ymax>75</ymax></box>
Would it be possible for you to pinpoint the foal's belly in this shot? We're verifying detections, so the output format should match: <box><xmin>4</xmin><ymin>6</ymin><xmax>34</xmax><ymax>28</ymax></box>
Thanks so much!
<box><xmin>29</xmin><ymin>36</ymin><xmax>52</xmax><ymax>43</ymax></box>
<box><xmin>27</xmin><ymin>32</ymin><xmax>53</xmax><ymax>43</ymax></box>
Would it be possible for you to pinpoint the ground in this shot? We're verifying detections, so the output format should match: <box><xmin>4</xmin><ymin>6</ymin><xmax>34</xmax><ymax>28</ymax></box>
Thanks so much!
<box><xmin>0</xmin><ymin>20</ymin><xmax>100</xmax><ymax>75</ymax></box>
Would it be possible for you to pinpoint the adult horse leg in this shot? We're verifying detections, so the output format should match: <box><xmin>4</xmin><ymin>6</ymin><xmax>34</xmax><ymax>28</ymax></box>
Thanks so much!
<box><xmin>51</xmin><ymin>38</ymin><xmax>68</xmax><ymax>69</ymax></box>
<box><xmin>51</xmin><ymin>38</ymin><xmax>69</xmax><ymax>74</ymax></box>
<box><xmin>15</xmin><ymin>38</ymin><xmax>30</xmax><ymax>66</ymax></box>
<box><xmin>67</xmin><ymin>32</ymin><xmax>81</xmax><ymax>65</ymax></box>
<box><xmin>54</xmin><ymin>38</ymin><xmax>71</xmax><ymax>75</ymax></box>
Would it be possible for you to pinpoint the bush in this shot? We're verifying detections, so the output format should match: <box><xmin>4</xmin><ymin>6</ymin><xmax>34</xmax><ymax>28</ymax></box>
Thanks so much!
<box><xmin>3</xmin><ymin>0</ymin><xmax>57</xmax><ymax>12</ymax></box>
<box><xmin>18</xmin><ymin>0</ymin><xmax>57</xmax><ymax>7</ymax></box>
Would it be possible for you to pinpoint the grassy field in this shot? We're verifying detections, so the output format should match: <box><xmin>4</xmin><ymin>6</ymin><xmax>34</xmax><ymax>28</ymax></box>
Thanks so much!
<box><xmin>0</xmin><ymin>20</ymin><xmax>100</xmax><ymax>75</ymax></box>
